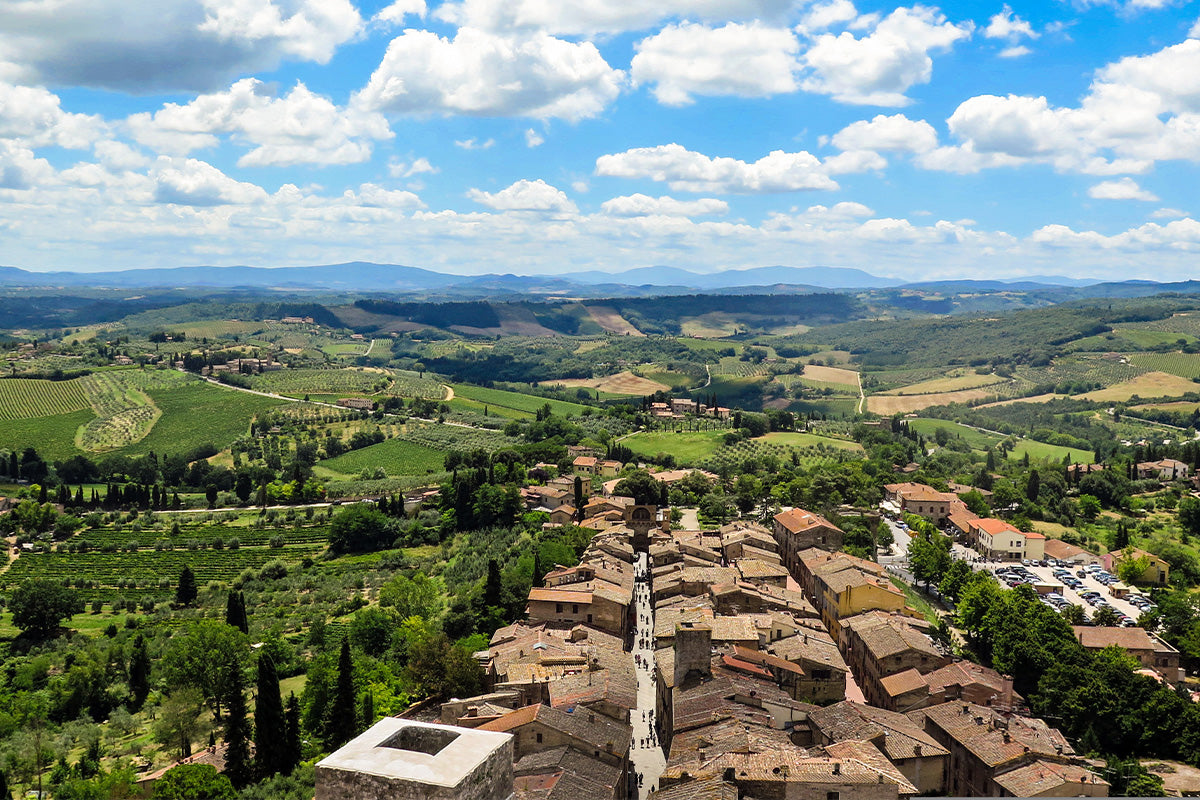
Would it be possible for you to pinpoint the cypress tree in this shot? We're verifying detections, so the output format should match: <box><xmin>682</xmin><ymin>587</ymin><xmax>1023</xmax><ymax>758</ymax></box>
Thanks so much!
<box><xmin>0</xmin><ymin>768</ymin><xmax>9</xmax><ymax>800</ymax></box>
<box><xmin>175</xmin><ymin>566</ymin><xmax>197</xmax><ymax>605</ymax></box>
<box><xmin>129</xmin><ymin>634</ymin><xmax>151</xmax><ymax>710</ymax></box>
<box><xmin>532</xmin><ymin>545</ymin><xmax>543</xmax><ymax>589</ymax></box>
<box><xmin>361</xmin><ymin>690</ymin><xmax>374</xmax><ymax>728</ymax></box>
<box><xmin>283</xmin><ymin>692</ymin><xmax>302</xmax><ymax>773</ymax></box>
<box><xmin>484</xmin><ymin>559</ymin><xmax>502</xmax><ymax>609</ymax></box>
<box><xmin>328</xmin><ymin>637</ymin><xmax>357</xmax><ymax>747</ymax></box>
<box><xmin>223</xmin><ymin>662</ymin><xmax>252</xmax><ymax>788</ymax></box>
<box><xmin>225</xmin><ymin>591</ymin><xmax>249</xmax><ymax>634</ymax></box>
<box><xmin>254</xmin><ymin>653</ymin><xmax>286</xmax><ymax>778</ymax></box>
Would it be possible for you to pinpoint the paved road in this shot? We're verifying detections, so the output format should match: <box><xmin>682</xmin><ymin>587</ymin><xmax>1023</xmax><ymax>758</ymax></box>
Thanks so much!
<box><xmin>678</xmin><ymin>507</ymin><xmax>699</xmax><ymax>529</ymax></box>
<box><xmin>630</xmin><ymin>551</ymin><xmax>665</xmax><ymax>799</ymax></box>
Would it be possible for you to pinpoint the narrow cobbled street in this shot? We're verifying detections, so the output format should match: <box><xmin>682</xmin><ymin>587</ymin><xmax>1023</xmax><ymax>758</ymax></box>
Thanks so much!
<box><xmin>629</xmin><ymin>550</ymin><xmax>665</xmax><ymax>799</ymax></box>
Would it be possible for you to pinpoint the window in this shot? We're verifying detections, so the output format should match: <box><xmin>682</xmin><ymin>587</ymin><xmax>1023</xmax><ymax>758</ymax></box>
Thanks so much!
<box><xmin>587</xmin><ymin>614</ymin><xmax>593</xmax><ymax>623</ymax></box>
<box><xmin>536</xmin><ymin>733</ymin><xmax>543</xmax><ymax>743</ymax></box>
<box><xmin>827</xmin><ymin>793</ymin><xmax>840</xmax><ymax>800</ymax></box>
<box><xmin>556</xmin><ymin>603</ymin><xmax>563</xmax><ymax>613</ymax></box>
<box><xmin>572</xmin><ymin>604</ymin><xmax>579</xmax><ymax>614</ymax></box>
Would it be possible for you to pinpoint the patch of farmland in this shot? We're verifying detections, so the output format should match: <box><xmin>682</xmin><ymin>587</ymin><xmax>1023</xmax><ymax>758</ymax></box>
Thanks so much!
<box><xmin>1128</xmin><ymin>352</ymin><xmax>1200</xmax><ymax>380</ymax></box>
<box><xmin>1079</xmin><ymin>371</ymin><xmax>1200</xmax><ymax>402</ymax></box>
<box><xmin>801</xmin><ymin>364</ymin><xmax>861</xmax><ymax>385</ymax></box>
<box><xmin>585</xmin><ymin>306</ymin><xmax>643</xmax><ymax>336</ymax></box>
<box><xmin>76</xmin><ymin>372</ymin><xmax>162</xmax><ymax>452</ymax></box>
<box><xmin>878</xmin><ymin>372</ymin><xmax>1007</xmax><ymax>395</ymax></box>
<box><xmin>867</xmin><ymin>387</ymin><xmax>1001</xmax><ymax>414</ymax></box>
<box><xmin>550</xmin><ymin>371</ymin><xmax>671</xmax><ymax>395</ymax></box>
<box><xmin>248</xmin><ymin>367</ymin><xmax>389</xmax><ymax>396</ymax></box>
<box><xmin>319</xmin><ymin>437</ymin><xmax>448</xmax><ymax>477</ymax></box>
<box><xmin>0</xmin><ymin>377</ymin><xmax>90</xmax><ymax>420</ymax></box>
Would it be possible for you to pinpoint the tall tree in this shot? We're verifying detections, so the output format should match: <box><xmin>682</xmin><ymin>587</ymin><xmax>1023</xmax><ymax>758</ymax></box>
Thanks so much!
<box><xmin>483</xmin><ymin>559</ymin><xmax>502</xmax><ymax>609</ymax></box>
<box><xmin>225</xmin><ymin>592</ymin><xmax>248</xmax><ymax>635</ymax></box>
<box><xmin>1025</xmin><ymin>468</ymin><xmax>1040</xmax><ymax>502</ymax></box>
<box><xmin>222</xmin><ymin>662</ymin><xmax>252</xmax><ymax>789</ymax></box>
<box><xmin>254</xmin><ymin>653</ymin><xmax>286</xmax><ymax>779</ymax></box>
<box><xmin>283</xmin><ymin>693</ymin><xmax>302</xmax><ymax>774</ymax></box>
<box><xmin>328</xmin><ymin>637</ymin><xmax>357</xmax><ymax>748</ymax></box>
<box><xmin>129</xmin><ymin>634</ymin><xmax>152</xmax><ymax>710</ymax></box>
<box><xmin>175</xmin><ymin>566</ymin><xmax>197</xmax><ymax>606</ymax></box>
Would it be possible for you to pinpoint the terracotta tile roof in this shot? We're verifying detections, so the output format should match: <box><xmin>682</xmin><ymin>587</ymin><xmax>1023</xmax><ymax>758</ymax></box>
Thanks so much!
<box><xmin>820</xmin><ymin>739</ymin><xmax>918</xmax><ymax>793</ymax></box>
<box><xmin>720</xmin><ymin>654</ymin><xmax>773</xmax><ymax>679</ymax></box>
<box><xmin>921</xmin><ymin>702</ymin><xmax>1072</xmax><ymax>768</ymax></box>
<box><xmin>773</xmin><ymin>508</ymin><xmax>842</xmax><ymax>535</ymax></box>
<box><xmin>879</xmin><ymin>667</ymin><xmax>928</xmax><ymax>698</ymax></box>
<box><xmin>650</xmin><ymin>777</ymin><xmax>738</xmax><ymax>800</ymax></box>
<box><xmin>1072</xmin><ymin>625</ymin><xmax>1177</xmax><ymax>654</ymax></box>
<box><xmin>732</xmin><ymin>644</ymin><xmax>806</xmax><ymax>676</ymax></box>
<box><xmin>735</xmin><ymin>559</ymin><xmax>789</xmax><ymax>581</ymax></box>
<box><xmin>971</xmin><ymin>517</ymin><xmax>1021</xmax><ymax>535</ymax></box>
<box><xmin>810</xmin><ymin>701</ymin><xmax>949</xmax><ymax>761</ymax></box>
<box><xmin>993</xmin><ymin>760</ymin><xmax>1109</xmax><ymax>796</ymax></box>
<box><xmin>1043</xmin><ymin>539</ymin><xmax>1090</xmax><ymax>559</ymax></box>
<box><xmin>849</xmin><ymin>614</ymin><xmax>942</xmax><ymax>662</ymax></box>
<box><xmin>528</xmin><ymin>587</ymin><xmax>594</xmax><ymax>604</ymax></box>
<box><xmin>478</xmin><ymin>704</ymin><xmax>631</xmax><ymax>755</ymax></box>
<box><xmin>768</xmin><ymin>631</ymin><xmax>848</xmax><ymax>673</ymax></box>
<box><xmin>922</xmin><ymin>660</ymin><xmax>1020</xmax><ymax>702</ymax></box>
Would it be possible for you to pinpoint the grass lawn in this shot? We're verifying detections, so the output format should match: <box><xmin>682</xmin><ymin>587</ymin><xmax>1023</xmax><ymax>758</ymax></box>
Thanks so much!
<box><xmin>1007</xmin><ymin>439</ymin><xmax>1095</xmax><ymax>464</ymax></box>
<box><xmin>907</xmin><ymin>418</ymin><xmax>1002</xmax><ymax>450</ymax></box>
<box><xmin>0</xmin><ymin>408</ymin><xmax>97</xmax><ymax>461</ymax></box>
<box><xmin>0</xmin><ymin>609</ymin><xmax>133</xmax><ymax>638</ymax></box>
<box><xmin>1080</xmin><ymin>371</ymin><xmax>1200</xmax><ymax>402</ymax></box>
<box><xmin>622</xmin><ymin>430</ymin><xmax>725</xmax><ymax>461</ymax></box>
<box><xmin>129</xmin><ymin>383</ymin><xmax>285</xmax><ymax>456</ymax></box>
<box><xmin>451</xmin><ymin>384</ymin><xmax>589</xmax><ymax>417</ymax></box>
<box><xmin>759</xmin><ymin>432</ymin><xmax>863</xmax><ymax>451</ymax></box>
<box><xmin>317</xmin><ymin>437</ymin><xmax>447</xmax><ymax>478</ymax></box>
<box><xmin>890</xmin><ymin>577</ymin><xmax>945</xmax><ymax>626</ymax></box>
<box><xmin>446</xmin><ymin>396</ymin><xmax>532</xmax><ymax>420</ymax></box>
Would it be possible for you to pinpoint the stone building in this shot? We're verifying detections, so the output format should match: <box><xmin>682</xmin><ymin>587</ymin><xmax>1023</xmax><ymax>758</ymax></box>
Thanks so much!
<box><xmin>314</xmin><ymin>718</ymin><xmax>513</xmax><ymax>800</ymax></box>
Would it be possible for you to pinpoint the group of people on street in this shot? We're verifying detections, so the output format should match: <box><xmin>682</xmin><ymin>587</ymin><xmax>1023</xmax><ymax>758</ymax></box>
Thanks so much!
<box><xmin>631</xmin><ymin>552</ymin><xmax>661</xmax><ymax>797</ymax></box>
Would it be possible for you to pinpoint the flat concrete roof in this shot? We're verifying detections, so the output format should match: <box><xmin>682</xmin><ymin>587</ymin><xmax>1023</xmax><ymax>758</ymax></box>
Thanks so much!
<box><xmin>316</xmin><ymin>718</ymin><xmax>511</xmax><ymax>788</ymax></box>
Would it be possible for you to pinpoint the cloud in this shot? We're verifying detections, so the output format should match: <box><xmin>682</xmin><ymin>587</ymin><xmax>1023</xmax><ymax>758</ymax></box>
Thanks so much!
<box><xmin>152</xmin><ymin>157</ymin><xmax>269</xmax><ymax>206</ymax></box>
<box><xmin>1088</xmin><ymin>177</ymin><xmax>1159</xmax><ymax>200</ymax></box>
<box><xmin>467</xmin><ymin>179</ymin><xmax>577</xmax><ymax>212</ymax></box>
<box><xmin>800</xmin><ymin>6</ymin><xmax>972</xmax><ymax>106</ymax></box>
<box><xmin>0</xmin><ymin>0</ymin><xmax>362</xmax><ymax>92</ymax></box>
<box><xmin>998</xmin><ymin>45</ymin><xmax>1032</xmax><ymax>58</ymax></box>
<box><xmin>1192</xmin><ymin>17</ymin><xmax>1200</xmax><ymax>38</ymax></box>
<box><xmin>525</xmin><ymin>129</ymin><xmax>545</xmax><ymax>147</ymax></box>
<box><xmin>389</xmin><ymin>157</ymin><xmax>437</xmax><ymax>178</ymax></box>
<box><xmin>342</xmin><ymin>183</ymin><xmax>424</xmax><ymax>209</ymax></box>
<box><xmin>455</xmin><ymin>138</ymin><xmax>495</xmax><ymax>150</ymax></box>
<box><xmin>631</xmin><ymin>21</ymin><xmax>800</xmax><ymax>105</ymax></box>
<box><xmin>934</xmin><ymin>37</ymin><xmax>1200</xmax><ymax>174</ymax></box>
<box><xmin>799</xmin><ymin>0</ymin><xmax>860</xmax><ymax>33</ymax></box>
<box><xmin>374</xmin><ymin>0</ymin><xmax>426</xmax><ymax>26</ymax></box>
<box><xmin>830</xmin><ymin>113</ymin><xmax>939</xmax><ymax>153</ymax></box>
<box><xmin>1151</xmin><ymin>207</ymin><xmax>1188</xmax><ymax>218</ymax></box>
<box><xmin>0</xmin><ymin>82</ymin><xmax>106</xmax><ymax>149</ymax></box>
<box><xmin>354</xmin><ymin>28</ymin><xmax>624</xmax><ymax>121</ymax></box>
<box><xmin>984</xmin><ymin>5</ymin><xmax>1037</xmax><ymax>40</ymax></box>
<box><xmin>595</xmin><ymin>143</ymin><xmax>841</xmax><ymax>193</ymax></box>
<box><xmin>127</xmin><ymin>78</ymin><xmax>392</xmax><ymax>167</ymax></box>
<box><xmin>600</xmin><ymin>194</ymin><xmax>728</xmax><ymax>216</ymax></box>
<box><xmin>432</xmin><ymin>0</ymin><xmax>795</xmax><ymax>36</ymax></box>
<box><xmin>0</xmin><ymin>142</ymin><xmax>54</xmax><ymax>190</ymax></box>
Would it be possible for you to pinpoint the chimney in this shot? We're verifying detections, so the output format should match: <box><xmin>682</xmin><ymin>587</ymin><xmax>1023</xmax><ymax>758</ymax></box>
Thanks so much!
<box><xmin>467</xmin><ymin>706</ymin><xmax>478</xmax><ymax>717</ymax></box>
<box><xmin>914</xmin><ymin>745</ymin><xmax>922</xmax><ymax>757</ymax></box>
<box><xmin>833</xmin><ymin>762</ymin><xmax>841</xmax><ymax>776</ymax></box>
<box><xmin>1002</xmin><ymin>731</ymin><xmax>1011</xmax><ymax>744</ymax></box>
<box><xmin>589</xmin><ymin>712</ymin><xmax>596</xmax><ymax>724</ymax></box>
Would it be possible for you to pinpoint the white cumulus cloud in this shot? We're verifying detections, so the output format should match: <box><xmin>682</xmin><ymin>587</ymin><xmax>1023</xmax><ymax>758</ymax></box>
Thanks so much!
<box><xmin>631</xmin><ymin>21</ymin><xmax>800</xmax><ymax>106</ymax></box>
<box><xmin>800</xmin><ymin>5</ymin><xmax>972</xmax><ymax>106</ymax></box>
<box><xmin>595</xmin><ymin>143</ymin><xmax>842</xmax><ymax>193</ymax></box>
<box><xmin>1088</xmin><ymin>177</ymin><xmax>1159</xmax><ymax>200</ymax></box>
<box><xmin>355</xmin><ymin>28</ymin><xmax>624</xmax><ymax>121</ymax></box>
<box><xmin>0</xmin><ymin>82</ymin><xmax>106</xmax><ymax>149</ymax></box>
<box><xmin>600</xmin><ymin>194</ymin><xmax>728</xmax><ymax>217</ymax></box>
<box><xmin>467</xmin><ymin>179</ymin><xmax>577</xmax><ymax>213</ymax></box>
<box><xmin>128</xmin><ymin>78</ymin><xmax>392</xmax><ymax>167</ymax></box>
<box><xmin>152</xmin><ymin>157</ymin><xmax>269</xmax><ymax>206</ymax></box>
<box><xmin>984</xmin><ymin>5</ymin><xmax>1037</xmax><ymax>40</ymax></box>
<box><xmin>831</xmin><ymin>113</ymin><xmax>939</xmax><ymax>153</ymax></box>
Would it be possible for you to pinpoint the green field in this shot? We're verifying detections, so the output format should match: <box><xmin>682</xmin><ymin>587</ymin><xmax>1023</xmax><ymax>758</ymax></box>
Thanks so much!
<box><xmin>451</xmin><ymin>384</ymin><xmax>589</xmax><ymax>417</ymax></box>
<box><xmin>759</xmin><ymin>431</ymin><xmax>863</xmax><ymax>451</ymax></box>
<box><xmin>0</xmin><ymin>408</ymin><xmax>97</xmax><ymax>460</ymax></box>
<box><xmin>446</xmin><ymin>397</ymin><xmax>531</xmax><ymax>419</ymax></box>
<box><xmin>318</xmin><ymin>437</ymin><xmax>448</xmax><ymax>477</ymax></box>
<box><xmin>248</xmin><ymin>368</ymin><xmax>389</xmax><ymax>397</ymax></box>
<box><xmin>0</xmin><ymin>377</ymin><xmax>91</xmax><ymax>420</ymax></box>
<box><xmin>1128</xmin><ymin>352</ymin><xmax>1200</xmax><ymax>380</ymax></box>
<box><xmin>131</xmin><ymin>382</ymin><xmax>284</xmax><ymax>455</ymax></box>
<box><xmin>623</xmin><ymin>430</ymin><xmax>725</xmax><ymax>461</ymax></box>
<box><xmin>907</xmin><ymin>418</ymin><xmax>1003</xmax><ymax>450</ymax></box>
<box><xmin>1007</xmin><ymin>439</ymin><xmax>1095</xmax><ymax>464</ymax></box>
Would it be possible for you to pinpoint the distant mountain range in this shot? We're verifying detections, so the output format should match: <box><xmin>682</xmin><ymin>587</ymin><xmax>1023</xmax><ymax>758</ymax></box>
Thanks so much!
<box><xmin>0</xmin><ymin>262</ymin><xmax>1104</xmax><ymax>294</ymax></box>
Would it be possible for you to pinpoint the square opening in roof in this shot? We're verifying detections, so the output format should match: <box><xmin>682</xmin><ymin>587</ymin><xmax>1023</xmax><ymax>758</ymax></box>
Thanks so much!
<box><xmin>377</xmin><ymin>726</ymin><xmax>460</xmax><ymax>756</ymax></box>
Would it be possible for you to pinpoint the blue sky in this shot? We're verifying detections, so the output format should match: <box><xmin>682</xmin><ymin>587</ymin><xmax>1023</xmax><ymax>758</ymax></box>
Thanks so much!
<box><xmin>1</xmin><ymin>0</ymin><xmax>1199</xmax><ymax>281</ymax></box>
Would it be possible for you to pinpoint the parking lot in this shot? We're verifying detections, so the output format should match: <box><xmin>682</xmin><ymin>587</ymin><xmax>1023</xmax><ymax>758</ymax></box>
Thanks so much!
<box><xmin>878</xmin><ymin>511</ymin><xmax>1155</xmax><ymax>627</ymax></box>
<box><xmin>987</xmin><ymin>561</ymin><xmax>1155</xmax><ymax>624</ymax></box>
